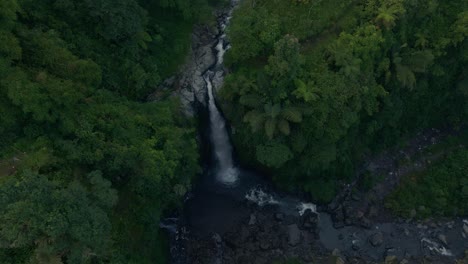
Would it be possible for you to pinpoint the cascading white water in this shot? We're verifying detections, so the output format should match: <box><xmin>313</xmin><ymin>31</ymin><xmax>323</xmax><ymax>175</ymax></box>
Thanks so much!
<box><xmin>205</xmin><ymin>76</ymin><xmax>239</xmax><ymax>185</ymax></box>
<box><xmin>203</xmin><ymin>5</ymin><xmax>239</xmax><ymax>186</ymax></box>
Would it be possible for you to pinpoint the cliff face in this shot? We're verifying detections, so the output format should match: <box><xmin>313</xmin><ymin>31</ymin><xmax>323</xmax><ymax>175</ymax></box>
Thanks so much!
<box><xmin>147</xmin><ymin>23</ymin><xmax>217</xmax><ymax>115</ymax></box>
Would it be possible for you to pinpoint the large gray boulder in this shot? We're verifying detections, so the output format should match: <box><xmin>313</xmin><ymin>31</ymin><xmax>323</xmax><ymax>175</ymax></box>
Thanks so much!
<box><xmin>369</xmin><ymin>232</ymin><xmax>384</xmax><ymax>247</ymax></box>
<box><xmin>287</xmin><ymin>224</ymin><xmax>301</xmax><ymax>246</ymax></box>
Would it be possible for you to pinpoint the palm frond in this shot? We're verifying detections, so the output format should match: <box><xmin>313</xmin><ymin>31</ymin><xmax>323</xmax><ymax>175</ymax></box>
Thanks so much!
<box><xmin>278</xmin><ymin>119</ymin><xmax>290</xmax><ymax>136</ymax></box>
<box><xmin>265</xmin><ymin>118</ymin><xmax>277</xmax><ymax>139</ymax></box>
<box><xmin>282</xmin><ymin>107</ymin><xmax>303</xmax><ymax>123</ymax></box>
<box><xmin>243</xmin><ymin>110</ymin><xmax>264</xmax><ymax>132</ymax></box>
<box><xmin>239</xmin><ymin>94</ymin><xmax>263</xmax><ymax>108</ymax></box>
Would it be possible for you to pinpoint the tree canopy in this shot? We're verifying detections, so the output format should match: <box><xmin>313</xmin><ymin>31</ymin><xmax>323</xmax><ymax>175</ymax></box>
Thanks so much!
<box><xmin>221</xmin><ymin>0</ymin><xmax>468</xmax><ymax>202</ymax></box>
<box><xmin>0</xmin><ymin>0</ymin><xmax>224</xmax><ymax>262</ymax></box>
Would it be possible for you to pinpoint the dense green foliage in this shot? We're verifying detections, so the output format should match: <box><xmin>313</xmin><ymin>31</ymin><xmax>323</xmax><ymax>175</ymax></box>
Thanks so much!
<box><xmin>0</xmin><ymin>0</ymin><xmax>224</xmax><ymax>263</ymax></box>
<box><xmin>221</xmin><ymin>0</ymin><xmax>468</xmax><ymax>202</ymax></box>
<box><xmin>386</xmin><ymin>148</ymin><xmax>468</xmax><ymax>218</ymax></box>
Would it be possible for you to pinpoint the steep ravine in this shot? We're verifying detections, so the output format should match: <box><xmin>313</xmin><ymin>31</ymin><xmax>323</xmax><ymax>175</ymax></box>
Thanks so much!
<box><xmin>160</xmin><ymin>1</ymin><xmax>468</xmax><ymax>263</ymax></box>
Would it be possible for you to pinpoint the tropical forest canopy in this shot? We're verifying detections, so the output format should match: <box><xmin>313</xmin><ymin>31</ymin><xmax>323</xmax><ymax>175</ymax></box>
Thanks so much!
<box><xmin>0</xmin><ymin>0</ymin><xmax>467</xmax><ymax>263</ymax></box>
<box><xmin>221</xmin><ymin>0</ymin><xmax>468</xmax><ymax>202</ymax></box>
<box><xmin>0</xmin><ymin>0</ymin><xmax>226</xmax><ymax>263</ymax></box>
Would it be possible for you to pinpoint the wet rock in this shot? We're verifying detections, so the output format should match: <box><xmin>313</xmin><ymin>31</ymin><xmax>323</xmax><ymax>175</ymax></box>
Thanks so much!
<box><xmin>163</xmin><ymin>76</ymin><xmax>176</xmax><ymax>87</ymax></box>
<box><xmin>275</xmin><ymin>213</ymin><xmax>285</xmax><ymax>222</ymax></box>
<box><xmin>211</xmin><ymin>70</ymin><xmax>225</xmax><ymax>94</ymax></box>
<box><xmin>384</xmin><ymin>248</ymin><xmax>395</xmax><ymax>257</ymax></box>
<box><xmin>333</xmin><ymin>206</ymin><xmax>345</xmax><ymax>222</ymax></box>
<box><xmin>344</xmin><ymin>206</ymin><xmax>354</xmax><ymax>219</ymax></box>
<box><xmin>259</xmin><ymin>240</ymin><xmax>270</xmax><ymax>250</ymax></box>
<box><xmin>368</xmin><ymin>206</ymin><xmax>379</xmax><ymax>218</ymax></box>
<box><xmin>240</xmin><ymin>226</ymin><xmax>250</xmax><ymax>242</ymax></box>
<box><xmin>404</xmin><ymin>228</ymin><xmax>410</xmax><ymax>236</ymax></box>
<box><xmin>355</xmin><ymin>210</ymin><xmax>364</xmax><ymax>219</ymax></box>
<box><xmin>360</xmin><ymin>217</ymin><xmax>372</xmax><ymax>229</ymax></box>
<box><xmin>463</xmin><ymin>223</ymin><xmax>468</xmax><ymax>235</ymax></box>
<box><xmin>369</xmin><ymin>232</ymin><xmax>384</xmax><ymax>247</ymax></box>
<box><xmin>332</xmin><ymin>248</ymin><xmax>341</xmax><ymax>256</ymax></box>
<box><xmin>351</xmin><ymin>193</ymin><xmax>361</xmax><ymax>201</ymax></box>
<box><xmin>287</xmin><ymin>224</ymin><xmax>301</xmax><ymax>246</ymax></box>
<box><xmin>352</xmin><ymin>244</ymin><xmax>360</xmax><ymax>251</ymax></box>
<box><xmin>338</xmin><ymin>234</ymin><xmax>345</xmax><ymax>240</ymax></box>
<box><xmin>253</xmin><ymin>256</ymin><xmax>267</xmax><ymax>264</ymax></box>
<box><xmin>334</xmin><ymin>222</ymin><xmax>345</xmax><ymax>229</ymax></box>
<box><xmin>437</xmin><ymin>234</ymin><xmax>448</xmax><ymax>246</ymax></box>
<box><xmin>400</xmin><ymin>259</ymin><xmax>409</xmax><ymax>264</ymax></box>
<box><xmin>248</xmin><ymin>214</ymin><xmax>257</xmax><ymax>226</ymax></box>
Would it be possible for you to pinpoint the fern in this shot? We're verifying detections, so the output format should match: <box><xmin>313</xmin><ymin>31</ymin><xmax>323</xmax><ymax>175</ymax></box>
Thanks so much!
<box><xmin>243</xmin><ymin>110</ymin><xmax>264</xmax><ymax>132</ymax></box>
<box><xmin>282</xmin><ymin>107</ymin><xmax>302</xmax><ymax>123</ymax></box>
<box><xmin>265</xmin><ymin>118</ymin><xmax>277</xmax><ymax>139</ymax></box>
<box><xmin>239</xmin><ymin>94</ymin><xmax>262</xmax><ymax>108</ymax></box>
<box><xmin>278</xmin><ymin>119</ymin><xmax>290</xmax><ymax>136</ymax></box>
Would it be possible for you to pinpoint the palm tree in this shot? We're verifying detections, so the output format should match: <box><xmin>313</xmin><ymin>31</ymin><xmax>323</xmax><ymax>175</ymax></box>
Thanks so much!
<box><xmin>392</xmin><ymin>49</ymin><xmax>434</xmax><ymax>89</ymax></box>
<box><xmin>375</xmin><ymin>2</ymin><xmax>405</xmax><ymax>30</ymax></box>
<box><xmin>375</xmin><ymin>6</ymin><xmax>397</xmax><ymax>29</ymax></box>
<box><xmin>242</xmin><ymin>101</ymin><xmax>302</xmax><ymax>139</ymax></box>
<box><xmin>415</xmin><ymin>33</ymin><xmax>429</xmax><ymax>49</ymax></box>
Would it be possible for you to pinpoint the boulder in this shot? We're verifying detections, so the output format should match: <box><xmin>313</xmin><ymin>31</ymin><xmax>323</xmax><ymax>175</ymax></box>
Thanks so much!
<box><xmin>239</xmin><ymin>226</ymin><xmax>250</xmax><ymax>242</ymax></box>
<box><xmin>360</xmin><ymin>217</ymin><xmax>372</xmax><ymax>229</ymax></box>
<box><xmin>351</xmin><ymin>193</ymin><xmax>361</xmax><ymax>201</ymax></box>
<box><xmin>275</xmin><ymin>213</ymin><xmax>285</xmax><ymax>222</ymax></box>
<box><xmin>259</xmin><ymin>240</ymin><xmax>270</xmax><ymax>250</ymax></box>
<box><xmin>352</xmin><ymin>244</ymin><xmax>360</xmax><ymax>251</ymax></box>
<box><xmin>404</xmin><ymin>228</ymin><xmax>410</xmax><ymax>236</ymax></box>
<box><xmin>368</xmin><ymin>206</ymin><xmax>379</xmax><ymax>218</ymax></box>
<box><xmin>463</xmin><ymin>224</ymin><xmax>468</xmax><ymax>235</ymax></box>
<box><xmin>437</xmin><ymin>234</ymin><xmax>448</xmax><ymax>246</ymax></box>
<box><xmin>248</xmin><ymin>214</ymin><xmax>257</xmax><ymax>226</ymax></box>
<box><xmin>287</xmin><ymin>224</ymin><xmax>301</xmax><ymax>246</ymax></box>
<box><xmin>369</xmin><ymin>232</ymin><xmax>384</xmax><ymax>247</ymax></box>
<box><xmin>355</xmin><ymin>210</ymin><xmax>364</xmax><ymax>219</ymax></box>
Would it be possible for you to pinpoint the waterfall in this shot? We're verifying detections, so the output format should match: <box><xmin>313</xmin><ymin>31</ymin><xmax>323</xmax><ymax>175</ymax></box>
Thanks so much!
<box><xmin>203</xmin><ymin>7</ymin><xmax>239</xmax><ymax>186</ymax></box>
<box><xmin>204</xmin><ymin>76</ymin><xmax>238</xmax><ymax>185</ymax></box>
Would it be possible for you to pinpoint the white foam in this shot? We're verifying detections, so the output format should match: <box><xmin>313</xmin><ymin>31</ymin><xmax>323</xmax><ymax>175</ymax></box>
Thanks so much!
<box><xmin>217</xmin><ymin>167</ymin><xmax>239</xmax><ymax>185</ymax></box>
<box><xmin>297</xmin><ymin>203</ymin><xmax>317</xmax><ymax>216</ymax></box>
<box><xmin>215</xmin><ymin>40</ymin><xmax>225</xmax><ymax>65</ymax></box>
<box><xmin>421</xmin><ymin>238</ymin><xmax>453</xmax><ymax>256</ymax></box>
<box><xmin>245</xmin><ymin>188</ymin><xmax>280</xmax><ymax>206</ymax></box>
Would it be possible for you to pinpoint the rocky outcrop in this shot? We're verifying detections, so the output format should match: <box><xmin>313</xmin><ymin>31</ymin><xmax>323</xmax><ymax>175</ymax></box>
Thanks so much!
<box><xmin>369</xmin><ymin>232</ymin><xmax>384</xmax><ymax>247</ymax></box>
<box><xmin>185</xmin><ymin>207</ymin><xmax>324</xmax><ymax>264</ymax></box>
<box><xmin>177</xmin><ymin>24</ymin><xmax>218</xmax><ymax>116</ymax></box>
<box><xmin>147</xmin><ymin>23</ymin><xmax>219</xmax><ymax>116</ymax></box>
